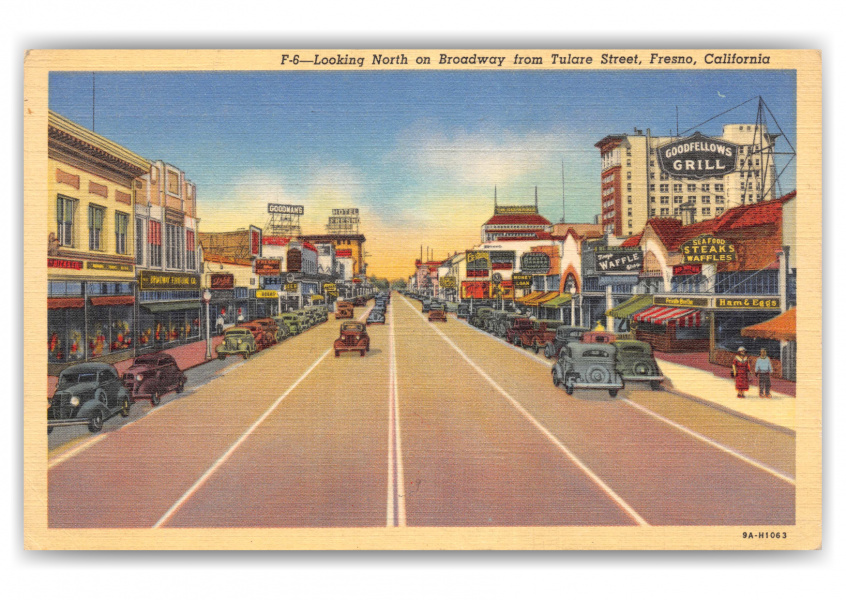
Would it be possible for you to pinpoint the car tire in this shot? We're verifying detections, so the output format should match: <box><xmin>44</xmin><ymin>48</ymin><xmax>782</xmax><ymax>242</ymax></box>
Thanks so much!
<box><xmin>564</xmin><ymin>381</ymin><xmax>574</xmax><ymax>396</ymax></box>
<box><xmin>650</xmin><ymin>381</ymin><xmax>661</xmax><ymax>390</ymax></box>
<box><xmin>533</xmin><ymin>340</ymin><xmax>540</xmax><ymax>354</ymax></box>
<box><xmin>150</xmin><ymin>392</ymin><xmax>160</xmax><ymax>406</ymax></box>
<box><xmin>552</xmin><ymin>370</ymin><xmax>561</xmax><ymax>388</ymax></box>
<box><xmin>87</xmin><ymin>410</ymin><xmax>104</xmax><ymax>433</ymax></box>
<box><xmin>608</xmin><ymin>389</ymin><xmax>618</xmax><ymax>398</ymax></box>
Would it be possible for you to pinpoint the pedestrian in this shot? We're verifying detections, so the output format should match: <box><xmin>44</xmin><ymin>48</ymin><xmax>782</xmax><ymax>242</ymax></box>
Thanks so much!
<box><xmin>755</xmin><ymin>348</ymin><xmax>774</xmax><ymax>398</ymax></box>
<box><xmin>216</xmin><ymin>312</ymin><xmax>224</xmax><ymax>335</ymax></box>
<box><xmin>236</xmin><ymin>308</ymin><xmax>244</xmax><ymax>324</ymax></box>
<box><xmin>731</xmin><ymin>347</ymin><xmax>751</xmax><ymax>398</ymax></box>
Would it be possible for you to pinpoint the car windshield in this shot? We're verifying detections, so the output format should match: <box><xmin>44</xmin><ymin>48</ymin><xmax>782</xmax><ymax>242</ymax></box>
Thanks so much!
<box><xmin>60</xmin><ymin>372</ymin><xmax>97</xmax><ymax>385</ymax></box>
<box><xmin>226</xmin><ymin>329</ymin><xmax>249</xmax><ymax>336</ymax></box>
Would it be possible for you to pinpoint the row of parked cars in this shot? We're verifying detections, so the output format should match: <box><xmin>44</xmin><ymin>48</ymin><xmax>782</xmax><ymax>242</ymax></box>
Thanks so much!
<box><xmin>405</xmin><ymin>292</ymin><xmax>665</xmax><ymax>398</ymax></box>
<box><xmin>48</xmin><ymin>306</ymin><xmax>332</xmax><ymax>435</ymax></box>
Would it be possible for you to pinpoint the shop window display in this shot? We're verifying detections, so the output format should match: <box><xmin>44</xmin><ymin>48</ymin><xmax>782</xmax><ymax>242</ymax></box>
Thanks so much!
<box><xmin>47</xmin><ymin>308</ymin><xmax>85</xmax><ymax>363</ymax></box>
<box><xmin>87</xmin><ymin>305</ymin><xmax>133</xmax><ymax>358</ymax></box>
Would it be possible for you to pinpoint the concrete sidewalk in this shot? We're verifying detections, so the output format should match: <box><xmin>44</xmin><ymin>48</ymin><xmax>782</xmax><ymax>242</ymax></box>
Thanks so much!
<box><xmin>655</xmin><ymin>357</ymin><xmax>795</xmax><ymax>431</ymax></box>
<box><xmin>48</xmin><ymin>335</ymin><xmax>224</xmax><ymax>396</ymax></box>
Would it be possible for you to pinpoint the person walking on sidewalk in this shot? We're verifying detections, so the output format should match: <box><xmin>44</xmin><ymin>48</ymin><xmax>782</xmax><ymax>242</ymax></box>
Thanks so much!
<box><xmin>216</xmin><ymin>313</ymin><xmax>225</xmax><ymax>335</ymax></box>
<box><xmin>755</xmin><ymin>348</ymin><xmax>774</xmax><ymax>398</ymax></box>
<box><xmin>732</xmin><ymin>347</ymin><xmax>751</xmax><ymax>398</ymax></box>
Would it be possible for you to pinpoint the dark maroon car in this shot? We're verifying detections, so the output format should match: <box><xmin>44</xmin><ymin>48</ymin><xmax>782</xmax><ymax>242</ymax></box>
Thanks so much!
<box><xmin>122</xmin><ymin>352</ymin><xmax>187</xmax><ymax>406</ymax></box>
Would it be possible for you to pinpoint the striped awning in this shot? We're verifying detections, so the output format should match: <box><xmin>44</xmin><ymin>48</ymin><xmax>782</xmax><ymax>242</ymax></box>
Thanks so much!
<box><xmin>520</xmin><ymin>292</ymin><xmax>559</xmax><ymax>307</ymax></box>
<box><xmin>516</xmin><ymin>291</ymin><xmax>545</xmax><ymax>304</ymax></box>
<box><xmin>633</xmin><ymin>305</ymin><xmax>702</xmax><ymax>328</ymax></box>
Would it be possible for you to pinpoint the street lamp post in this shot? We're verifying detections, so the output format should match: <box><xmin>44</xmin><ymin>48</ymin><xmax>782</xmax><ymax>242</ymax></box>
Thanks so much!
<box><xmin>203</xmin><ymin>289</ymin><xmax>212</xmax><ymax>360</ymax></box>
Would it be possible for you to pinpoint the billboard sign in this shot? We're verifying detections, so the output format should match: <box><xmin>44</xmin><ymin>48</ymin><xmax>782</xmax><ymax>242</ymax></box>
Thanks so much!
<box><xmin>254</xmin><ymin>258</ymin><xmax>281</xmax><ymax>275</ymax></box>
<box><xmin>520</xmin><ymin>252</ymin><xmax>551</xmax><ymax>274</ymax></box>
<box><xmin>679</xmin><ymin>235</ymin><xmax>737</xmax><ymax>264</ymax></box>
<box><xmin>594</xmin><ymin>246</ymin><xmax>643</xmax><ymax>273</ymax></box>
<box><xmin>511</xmin><ymin>273</ymin><xmax>532</xmax><ymax>288</ymax></box>
<box><xmin>331</xmin><ymin>208</ymin><xmax>359</xmax><ymax>216</ymax></box>
<box><xmin>268</xmin><ymin>204</ymin><xmax>304</xmax><ymax>215</ymax></box>
<box><xmin>210</xmin><ymin>273</ymin><xmax>234</xmax><ymax>290</ymax></box>
<box><xmin>656</xmin><ymin>132</ymin><xmax>739</xmax><ymax>180</ymax></box>
<box><xmin>494</xmin><ymin>205</ymin><xmax>537</xmax><ymax>215</ymax></box>
<box><xmin>439</xmin><ymin>276</ymin><xmax>456</xmax><ymax>289</ymax></box>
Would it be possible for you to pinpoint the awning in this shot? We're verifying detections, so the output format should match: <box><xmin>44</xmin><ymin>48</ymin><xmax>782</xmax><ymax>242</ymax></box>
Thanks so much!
<box><xmin>740</xmin><ymin>307</ymin><xmax>796</xmax><ymax>341</ymax></box>
<box><xmin>48</xmin><ymin>297</ymin><xmax>85</xmax><ymax>309</ymax></box>
<box><xmin>541</xmin><ymin>293</ymin><xmax>573</xmax><ymax>308</ymax></box>
<box><xmin>633</xmin><ymin>305</ymin><xmax>702</xmax><ymax>328</ymax></box>
<box><xmin>607</xmin><ymin>294</ymin><xmax>653</xmax><ymax>319</ymax></box>
<box><xmin>90</xmin><ymin>295</ymin><xmax>135</xmax><ymax>306</ymax></box>
<box><xmin>516</xmin><ymin>291</ymin><xmax>545</xmax><ymax>304</ymax></box>
<box><xmin>140</xmin><ymin>301</ymin><xmax>202</xmax><ymax>313</ymax></box>
<box><xmin>520</xmin><ymin>291</ymin><xmax>559</xmax><ymax>307</ymax></box>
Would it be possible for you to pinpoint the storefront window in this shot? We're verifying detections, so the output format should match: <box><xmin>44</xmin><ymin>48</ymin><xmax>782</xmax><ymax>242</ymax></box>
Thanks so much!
<box><xmin>87</xmin><ymin>304</ymin><xmax>133</xmax><ymax>358</ymax></box>
<box><xmin>48</xmin><ymin>308</ymin><xmax>85</xmax><ymax>363</ymax></box>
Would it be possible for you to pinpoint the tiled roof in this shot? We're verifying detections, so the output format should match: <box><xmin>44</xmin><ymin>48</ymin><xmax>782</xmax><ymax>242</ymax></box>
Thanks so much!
<box><xmin>483</xmin><ymin>214</ymin><xmax>552</xmax><ymax>226</ymax></box>
<box><xmin>621</xmin><ymin>234</ymin><xmax>642</xmax><ymax>247</ymax></box>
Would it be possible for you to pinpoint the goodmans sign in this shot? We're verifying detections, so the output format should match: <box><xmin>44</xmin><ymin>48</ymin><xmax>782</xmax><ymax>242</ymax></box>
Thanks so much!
<box><xmin>656</xmin><ymin>132</ymin><xmax>738</xmax><ymax>180</ymax></box>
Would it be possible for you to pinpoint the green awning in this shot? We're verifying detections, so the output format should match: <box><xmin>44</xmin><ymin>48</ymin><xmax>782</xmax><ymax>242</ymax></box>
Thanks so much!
<box><xmin>606</xmin><ymin>295</ymin><xmax>653</xmax><ymax>319</ymax></box>
<box><xmin>541</xmin><ymin>293</ymin><xmax>573</xmax><ymax>308</ymax></box>
<box><xmin>140</xmin><ymin>301</ymin><xmax>202</xmax><ymax>313</ymax></box>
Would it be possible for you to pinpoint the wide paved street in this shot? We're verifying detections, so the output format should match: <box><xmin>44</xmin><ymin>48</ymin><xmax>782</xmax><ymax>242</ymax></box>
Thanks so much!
<box><xmin>48</xmin><ymin>296</ymin><xmax>795</xmax><ymax>528</ymax></box>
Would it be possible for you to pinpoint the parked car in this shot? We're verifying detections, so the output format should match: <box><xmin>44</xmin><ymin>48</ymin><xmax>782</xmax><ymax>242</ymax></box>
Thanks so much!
<box><xmin>216</xmin><ymin>327</ymin><xmax>258</xmax><ymax>359</ymax></box>
<box><xmin>336</xmin><ymin>301</ymin><xmax>354</xmax><ymax>319</ymax></box>
<box><xmin>445</xmin><ymin>302</ymin><xmax>459</xmax><ymax>314</ymax></box>
<box><xmin>123</xmin><ymin>352</ymin><xmax>187</xmax><ymax>406</ymax></box>
<box><xmin>277</xmin><ymin>313</ymin><xmax>302</xmax><ymax>336</ymax></box>
<box><xmin>271</xmin><ymin>315</ymin><xmax>293</xmax><ymax>340</ymax></box>
<box><xmin>333</xmin><ymin>321</ymin><xmax>370</xmax><ymax>357</ymax></box>
<box><xmin>506</xmin><ymin>317</ymin><xmax>536</xmax><ymax>344</ymax></box>
<box><xmin>352</xmin><ymin>296</ymin><xmax>367</xmax><ymax>307</ymax></box>
<box><xmin>428</xmin><ymin>306</ymin><xmax>447</xmax><ymax>322</ymax></box>
<box><xmin>552</xmin><ymin>342</ymin><xmax>625</xmax><ymax>397</ymax></box>
<box><xmin>581</xmin><ymin>331</ymin><xmax>617</xmax><ymax>344</ymax></box>
<box><xmin>516</xmin><ymin>319</ymin><xmax>563</xmax><ymax>353</ymax></box>
<box><xmin>456</xmin><ymin>304</ymin><xmax>470</xmax><ymax>320</ymax></box>
<box><xmin>494</xmin><ymin>311</ymin><xmax>525</xmax><ymax>338</ymax></box>
<box><xmin>421</xmin><ymin>298</ymin><xmax>433</xmax><ymax>313</ymax></box>
<box><xmin>243</xmin><ymin>321</ymin><xmax>276</xmax><ymax>349</ymax></box>
<box><xmin>544</xmin><ymin>325</ymin><xmax>589</xmax><ymax>359</ymax></box>
<box><xmin>48</xmin><ymin>363</ymin><xmax>132</xmax><ymax>434</ymax></box>
<box><xmin>296</xmin><ymin>309</ymin><xmax>313</xmax><ymax>329</ymax></box>
<box><xmin>253</xmin><ymin>318</ymin><xmax>283</xmax><ymax>343</ymax></box>
<box><xmin>613</xmin><ymin>340</ymin><xmax>664</xmax><ymax>390</ymax></box>
<box><xmin>470</xmin><ymin>307</ymin><xmax>494</xmax><ymax>329</ymax></box>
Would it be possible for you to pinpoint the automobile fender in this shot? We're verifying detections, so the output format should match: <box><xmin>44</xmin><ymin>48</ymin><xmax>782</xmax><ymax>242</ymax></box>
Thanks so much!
<box><xmin>76</xmin><ymin>393</ymin><xmax>107</xmax><ymax>419</ymax></box>
<box><xmin>551</xmin><ymin>363</ymin><xmax>564</xmax><ymax>379</ymax></box>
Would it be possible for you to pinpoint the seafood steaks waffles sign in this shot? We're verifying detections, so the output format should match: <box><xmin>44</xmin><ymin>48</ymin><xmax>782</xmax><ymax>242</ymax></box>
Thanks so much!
<box><xmin>656</xmin><ymin>132</ymin><xmax>738</xmax><ymax>179</ymax></box>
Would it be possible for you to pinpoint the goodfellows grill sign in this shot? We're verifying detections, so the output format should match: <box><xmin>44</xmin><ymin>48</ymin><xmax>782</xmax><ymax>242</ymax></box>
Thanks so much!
<box><xmin>656</xmin><ymin>132</ymin><xmax>738</xmax><ymax>180</ymax></box>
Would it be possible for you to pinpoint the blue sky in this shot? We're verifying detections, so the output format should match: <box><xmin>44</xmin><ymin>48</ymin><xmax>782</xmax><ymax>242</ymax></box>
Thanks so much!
<box><xmin>49</xmin><ymin>69</ymin><xmax>796</xmax><ymax>278</ymax></box>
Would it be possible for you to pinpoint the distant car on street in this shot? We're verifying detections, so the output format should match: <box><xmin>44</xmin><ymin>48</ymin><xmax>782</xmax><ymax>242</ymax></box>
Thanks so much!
<box><xmin>613</xmin><ymin>340</ymin><xmax>664</xmax><ymax>390</ymax></box>
<box><xmin>421</xmin><ymin>298</ymin><xmax>433</xmax><ymax>313</ymax></box>
<box><xmin>334</xmin><ymin>321</ymin><xmax>370</xmax><ymax>357</ymax></box>
<box><xmin>336</xmin><ymin>301</ymin><xmax>354</xmax><ymax>319</ymax></box>
<box><xmin>552</xmin><ymin>342</ymin><xmax>625</xmax><ymax>397</ymax></box>
<box><xmin>544</xmin><ymin>325</ymin><xmax>589</xmax><ymax>359</ymax></box>
<box><xmin>123</xmin><ymin>352</ymin><xmax>187</xmax><ymax>405</ymax></box>
<box><xmin>367</xmin><ymin>310</ymin><xmax>386</xmax><ymax>325</ymax></box>
<box><xmin>428</xmin><ymin>306</ymin><xmax>447</xmax><ymax>322</ymax></box>
<box><xmin>48</xmin><ymin>363</ymin><xmax>132</xmax><ymax>434</ymax></box>
<box><xmin>277</xmin><ymin>312</ymin><xmax>302</xmax><ymax>336</ymax></box>
<box><xmin>216</xmin><ymin>327</ymin><xmax>258</xmax><ymax>359</ymax></box>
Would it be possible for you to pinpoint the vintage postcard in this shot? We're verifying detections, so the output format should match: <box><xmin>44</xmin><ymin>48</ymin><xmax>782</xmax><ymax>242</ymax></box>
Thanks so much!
<box><xmin>23</xmin><ymin>49</ymin><xmax>821</xmax><ymax>550</ymax></box>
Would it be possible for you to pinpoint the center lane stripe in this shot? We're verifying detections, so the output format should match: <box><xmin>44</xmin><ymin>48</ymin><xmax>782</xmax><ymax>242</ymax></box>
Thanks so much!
<box><xmin>400</xmin><ymin>295</ymin><xmax>649</xmax><ymax>527</ymax></box>
<box><xmin>154</xmin><ymin>308</ymin><xmax>371</xmax><ymax>529</ymax></box>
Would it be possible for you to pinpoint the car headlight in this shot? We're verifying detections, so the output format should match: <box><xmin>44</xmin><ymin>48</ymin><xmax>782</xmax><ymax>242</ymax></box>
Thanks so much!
<box><xmin>70</xmin><ymin>396</ymin><xmax>80</xmax><ymax>406</ymax></box>
<box><xmin>136</xmin><ymin>374</ymin><xmax>144</xmax><ymax>381</ymax></box>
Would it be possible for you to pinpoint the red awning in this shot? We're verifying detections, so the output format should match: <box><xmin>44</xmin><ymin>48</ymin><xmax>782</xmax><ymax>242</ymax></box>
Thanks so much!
<box><xmin>633</xmin><ymin>306</ymin><xmax>702</xmax><ymax>328</ymax></box>
<box><xmin>48</xmin><ymin>297</ymin><xmax>85</xmax><ymax>309</ymax></box>
<box><xmin>90</xmin><ymin>295</ymin><xmax>135</xmax><ymax>306</ymax></box>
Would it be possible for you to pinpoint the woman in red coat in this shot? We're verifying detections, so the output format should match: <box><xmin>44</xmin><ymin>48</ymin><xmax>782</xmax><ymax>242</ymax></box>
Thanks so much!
<box><xmin>732</xmin><ymin>347</ymin><xmax>751</xmax><ymax>398</ymax></box>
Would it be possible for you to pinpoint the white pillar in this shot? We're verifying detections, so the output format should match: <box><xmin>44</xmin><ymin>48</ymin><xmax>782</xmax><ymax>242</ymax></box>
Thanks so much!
<box><xmin>605</xmin><ymin>284</ymin><xmax>614</xmax><ymax>332</ymax></box>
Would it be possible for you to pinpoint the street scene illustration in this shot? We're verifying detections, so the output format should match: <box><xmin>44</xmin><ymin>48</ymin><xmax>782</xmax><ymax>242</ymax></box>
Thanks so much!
<box><xmin>44</xmin><ymin>67</ymin><xmax>798</xmax><ymax>529</ymax></box>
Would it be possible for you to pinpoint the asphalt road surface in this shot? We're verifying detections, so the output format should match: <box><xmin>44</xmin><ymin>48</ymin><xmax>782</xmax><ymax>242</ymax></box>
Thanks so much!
<box><xmin>48</xmin><ymin>297</ymin><xmax>795</xmax><ymax>528</ymax></box>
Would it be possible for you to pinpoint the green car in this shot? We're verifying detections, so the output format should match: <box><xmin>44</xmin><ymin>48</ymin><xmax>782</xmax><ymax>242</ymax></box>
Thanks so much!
<box><xmin>215</xmin><ymin>327</ymin><xmax>258</xmax><ymax>359</ymax></box>
<box><xmin>271</xmin><ymin>315</ymin><xmax>292</xmax><ymax>340</ymax></box>
<box><xmin>278</xmin><ymin>312</ymin><xmax>302</xmax><ymax>336</ymax></box>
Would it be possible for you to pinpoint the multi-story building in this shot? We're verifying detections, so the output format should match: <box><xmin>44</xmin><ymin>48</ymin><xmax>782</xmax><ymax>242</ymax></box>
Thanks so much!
<box><xmin>596</xmin><ymin>124</ymin><xmax>779</xmax><ymax>237</ymax></box>
<box><xmin>299</xmin><ymin>233</ymin><xmax>367</xmax><ymax>276</ymax></box>
<box><xmin>199</xmin><ymin>226</ymin><xmax>262</xmax><ymax>320</ymax></box>
<box><xmin>134</xmin><ymin>161</ymin><xmax>202</xmax><ymax>352</ymax></box>
<box><xmin>47</xmin><ymin>111</ymin><xmax>150</xmax><ymax>373</ymax></box>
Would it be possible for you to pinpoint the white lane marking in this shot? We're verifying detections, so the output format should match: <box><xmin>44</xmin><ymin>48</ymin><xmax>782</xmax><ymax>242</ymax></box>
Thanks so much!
<box><xmin>449</xmin><ymin>308</ymin><xmax>795</xmax><ymax>485</ymax></box>
<box><xmin>154</xmin><ymin>305</ymin><xmax>370</xmax><ymax>528</ymax></box>
<box><xmin>389</xmin><ymin>301</ymin><xmax>406</xmax><ymax>526</ymax></box>
<box><xmin>400</xmin><ymin>296</ymin><xmax>648</xmax><ymax>527</ymax></box>
<box><xmin>386</xmin><ymin>303</ymin><xmax>396</xmax><ymax>526</ymax></box>
<box><xmin>153</xmin><ymin>348</ymin><xmax>333</xmax><ymax>528</ymax></box>
<box><xmin>48</xmin><ymin>433</ymin><xmax>109</xmax><ymax>469</ymax></box>
<box><xmin>451</xmin><ymin>314</ymin><xmax>551</xmax><ymax>366</ymax></box>
<box><xmin>621</xmin><ymin>398</ymin><xmax>796</xmax><ymax>485</ymax></box>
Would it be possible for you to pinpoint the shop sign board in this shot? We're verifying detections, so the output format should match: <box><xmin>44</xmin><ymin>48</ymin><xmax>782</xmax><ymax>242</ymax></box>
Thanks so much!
<box><xmin>489</xmin><ymin>250</ymin><xmax>515</xmax><ymax>270</ymax></box>
<box><xmin>284</xmin><ymin>283</ymin><xmax>299</xmax><ymax>292</ymax></box>
<box><xmin>268</xmin><ymin>203</ymin><xmax>304</xmax><ymax>215</ymax></box>
<box><xmin>520</xmin><ymin>252</ymin><xmax>551</xmax><ymax>274</ymax></box>
<box><xmin>332</xmin><ymin>208</ymin><xmax>359</xmax><ymax>216</ymax></box>
<box><xmin>210</xmin><ymin>273</ymin><xmax>234</xmax><ymax>289</ymax></box>
<box><xmin>336</xmin><ymin>249</ymin><xmax>353</xmax><ymax>258</ymax></box>
<box><xmin>655</xmin><ymin>132</ymin><xmax>739</xmax><ymax>180</ymax></box>
<box><xmin>323</xmin><ymin>283</ymin><xmax>337</xmax><ymax>294</ymax></box>
<box><xmin>87</xmin><ymin>261</ymin><xmax>133</xmax><ymax>273</ymax></box>
<box><xmin>673</xmin><ymin>264</ymin><xmax>703</xmax><ymax>276</ymax></box>
<box><xmin>466</xmin><ymin>251</ymin><xmax>490</xmax><ymax>269</ymax></box>
<box><xmin>256</xmin><ymin>289</ymin><xmax>278</xmax><ymax>299</ymax></box>
<box><xmin>48</xmin><ymin>258</ymin><xmax>82</xmax><ymax>270</ymax></box>
<box><xmin>138</xmin><ymin>270</ymin><xmax>200</xmax><ymax>290</ymax></box>
<box><xmin>653</xmin><ymin>295</ymin><xmax>710</xmax><ymax>308</ymax></box>
<box><xmin>494</xmin><ymin>205</ymin><xmax>537</xmax><ymax>215</ymax></box>
<box><xmin>512</xmin><ymin>273</ymin><xmax>532</xmax><ymax>288</ymax></box>
<box><xmin>594</xmin><ymin>246</ymin><xmax>643</xmax><ymax>273</ymax></box>
<box><xmin>352</xmin><ymin>277</ymin><xmax>362</xmax><ymax>283</ymax></box>
<box><xmin>254</xmin><ymin>258</ymin><xmax>281</xmax><ymax>275</ymax></box>
<box><xmin>713</xmin><ymin>296</ymin><xmax>780</xmax><ymax>310</ymax></box>
<box><xmin>439</xmin><ymin>276</ymin><xmax>456</xmax><ymax>289</ymax></box>
<box><xmin>679</xmin><ymin>235</ymin><xmax>737</xmax><ymax>264</ymax></box>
